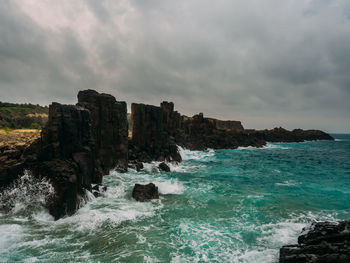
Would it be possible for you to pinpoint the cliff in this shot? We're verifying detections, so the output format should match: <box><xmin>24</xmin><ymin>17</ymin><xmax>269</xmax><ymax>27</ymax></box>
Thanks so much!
<box><xmin>207</xmin><ymin>118</ymin><xmax>244</xmax><ymax>131</ymax></box>
<box><xmin>176</xmin><ymin>113</ymin><xmax>265</xmax><ymax>150</ymax></box>
<box><xmin>77</xmin><ymin>90</ymin><xmax>128</xmax><ymax>172</ymax></box>
<box><xmin>130</xmin><ymin>102</ymin><xmax>181</xmax><ymax>163</ymax></box>
<box><xmin>31</xmin><ymin>103</ymin><xmax>103</xmax><ymax>219</ymax></box>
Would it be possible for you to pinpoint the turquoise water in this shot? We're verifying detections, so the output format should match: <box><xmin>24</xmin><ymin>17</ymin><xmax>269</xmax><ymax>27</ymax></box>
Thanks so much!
<box><xmin>0</xmin><ymin>135</ymin><xmax>349</xmax><ymax>262</ymax></box>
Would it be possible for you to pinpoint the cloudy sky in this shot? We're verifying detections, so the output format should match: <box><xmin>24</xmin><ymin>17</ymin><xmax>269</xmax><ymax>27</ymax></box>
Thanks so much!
<box><xmin>1</xmin><ymin>0</ymin><xmax>349</xmax><ymax>132</ymax></box>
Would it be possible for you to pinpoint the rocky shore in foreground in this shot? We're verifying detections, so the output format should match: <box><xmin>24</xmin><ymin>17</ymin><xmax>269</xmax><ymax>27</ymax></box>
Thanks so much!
<box><xmin>0</xmin><ymin>89</ymin><xmax>334</xmax><ymax>220</ymax></box>
<box><xmin>280</xmin><ymin>220</ymin><xmax>350</xmax><ymax>262</ymax></box>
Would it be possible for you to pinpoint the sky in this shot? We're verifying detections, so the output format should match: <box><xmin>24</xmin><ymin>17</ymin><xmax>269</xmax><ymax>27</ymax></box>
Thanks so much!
<box><xmin>0</xmin><ymin>0</ymin><xmax>349</xmax><ymax>132</ymax></box>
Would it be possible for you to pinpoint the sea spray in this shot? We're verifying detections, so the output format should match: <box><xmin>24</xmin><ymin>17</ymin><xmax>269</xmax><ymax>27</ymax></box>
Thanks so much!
<box><xmin>0</xmin><ymin>170</ymin><xmax>53</xmax><ymax>215</ymax></box>
<box><xmin>0</xmin><ymin>136</ymin><xmax>349</xmax><ymax>262</ymax></box>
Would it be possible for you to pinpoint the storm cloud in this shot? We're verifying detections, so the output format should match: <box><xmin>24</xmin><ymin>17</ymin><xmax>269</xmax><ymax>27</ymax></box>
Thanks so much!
<box><xmin>0</xmin><ymin>0</ymin><xmax>349</xmax><ymax>132</ymax></box>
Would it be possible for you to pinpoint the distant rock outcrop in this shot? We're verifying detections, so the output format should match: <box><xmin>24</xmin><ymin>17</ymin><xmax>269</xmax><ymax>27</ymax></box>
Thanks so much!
<box><xmin>207</xmin><ymin>118</ymin><xmax>244</xmax><ymax>131</ymax></box>
<box><xmin>77</xmin><ymin>89</ymin><xmax>128</xmax><ymax>172</ymax></box>
<box><xmin>177</xmin><ymin>113</ymin><xmax>265</xmax><ymax>150</ymax></box>
<box><xmin>248</xmin><ymin>127</ymin><xmax>334</xmax><ymax>142</ymax></box>
<box><xmin>279</xmin><ymin>220</ymin><xmax>350</xmax><ymax>263</ymax></box>
<box><xmin>132</xmin><ymin>183</ymin><xmax>159</xmax><ymax>202</ymax></box>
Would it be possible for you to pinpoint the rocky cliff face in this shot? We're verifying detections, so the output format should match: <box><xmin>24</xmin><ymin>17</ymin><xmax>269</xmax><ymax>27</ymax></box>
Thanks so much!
<box><xmin>177</xmin><ymin>113</ymin><xmax>265</xmax><ymax>150</ymax></box>
<box><xmin>207</xmin><ymin>118</ymin><xmax>244</xmax><ymax>131</ymax></box>
<box><xmin>32</xmin><ymin>102</ymin><xmax>103</xmax><ymax>219</ymax></box>
<box><xmin>279</xmin><ymin>220</ymin><xmax>350</xmax><ymax>262</ymax></box>
<box><xmin>130</xmin><ymin>102</ymin><xmax>181</xmax><ymax>163</ymax></box>
<box><xmin>77</xmin><ymin>90</ymin><xmax>128</xmax><ymax>172</ymax></box>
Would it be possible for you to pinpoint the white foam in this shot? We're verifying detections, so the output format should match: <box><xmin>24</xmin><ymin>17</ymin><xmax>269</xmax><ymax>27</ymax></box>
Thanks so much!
<box><xmin>178</xmin><ymin>146</ymin><xmax>215</xmax><ymax>161</ymax></box>
<box><xmin>0</xmin><ymin>224</ymin><xmax>23</xmax><ymax>251</ymax></box>
<box><xmin>237</xmin><ymin>143</ymin><xmax>289</xmax><ymax>150</ymax></box>
<box><xmin>275</xmin><ymin>180</ymin><xmax>299</xmax><ymax>186</ymax></box>
<box><xmin>155</xmin><ymin>179</ymin><xmax>185</xmax><ymax>195</ymax></box>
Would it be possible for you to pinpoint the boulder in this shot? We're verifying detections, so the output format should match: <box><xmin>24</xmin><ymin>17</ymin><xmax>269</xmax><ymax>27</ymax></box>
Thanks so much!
<box><xmin>132</xmin><ymin>183</ymin><xmax>159</xmax><ymax>202</ymax></box>
<box><xmin>158</xmin><ymin>162</ymin><xmax>170</xmax><ymax>172</ymax></box>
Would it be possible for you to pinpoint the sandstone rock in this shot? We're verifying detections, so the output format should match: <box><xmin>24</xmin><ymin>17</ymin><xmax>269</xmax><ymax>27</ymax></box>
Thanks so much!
<box><xmin>132</xmin><ymin>183</ymin><xmax>159</xmax><ymax>202</ymax></box>
<box><xmin>158</xmin><ymin>162</ymin><xmax>170</xmax><ymax>172</ymax></box>
<box><xmin>78</xmin><ymin>89</ymin><xmax>128</xmax><ymax>173</ymax></box>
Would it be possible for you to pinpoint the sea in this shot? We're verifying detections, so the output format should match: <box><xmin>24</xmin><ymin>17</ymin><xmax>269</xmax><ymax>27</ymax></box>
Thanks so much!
<box><xmin>0</xmin><ymin>134</ymin><xmax>349</xmax><ymax>263</ymax></box>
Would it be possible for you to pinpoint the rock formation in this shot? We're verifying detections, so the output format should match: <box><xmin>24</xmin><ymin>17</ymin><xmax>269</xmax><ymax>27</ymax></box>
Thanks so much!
<box><xmin>77</xmin><ymin>89</ymin><xmax>128</xmax><ymax>172</ymax></box>
<box><xmin>279</xmin><ymin>220</ymin><xmax>350</xmax><ymax>263</ymax></box>
<box><xmin>0</xmin><ymin>89</ymin><xmax>335</xmax><ymax>220</ymax></box>
<box><xmin>177</xmin><ymin>113</ymin><xmax>266</xmax><ymax>150</ymax></box>
<box><xmin>32</xmin><ymin>103</ymin><xmax>103</xmax><ymax>219</ymax></box>
<box><xmin>132</xmin><ymin>183</ymin><xmax>159</xmax><ymax>202</ymax></box>
<box><xmin>158</xmin><ymin>162</ymin><xmax>170</xmax><ymax>172</ymax></box>
<box><xmin>207</xmin><ymin>118</ymin><xmax>244</xmax><ymax>131</ymax></box>
<box><xmin>130</xmin><ymin>102</ymin><xmax>182</xmax><ymax>163</ymax></box>
<box><xmin>247</xmin><ymin>127</ymin><xmax>334</xmax><ymax>143</ymax></box>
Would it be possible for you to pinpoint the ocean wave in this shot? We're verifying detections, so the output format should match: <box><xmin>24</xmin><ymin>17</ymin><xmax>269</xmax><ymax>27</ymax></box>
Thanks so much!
<box><xmin>237</xmin><ymin>143</ymin><xmax>289</xmax><ymax>150</ymax></box>
<box><xmin>178</xmin><ymin>146</ymin><xmax>215</xmax><ymax>161</ymax></box>
<box><xmin>275</xmin><ymin>180</ymin><xmax>300</xmax><ymax>187</ymax></box>
<box><xmin>0</xmin><ymin>171</ymin><xmax>54</xmax><ymax>215</ymax></box>
<box><xmin>156</xmin><ymin>179</ymin><xmax>185</xmax><ymax>195</ymax></box>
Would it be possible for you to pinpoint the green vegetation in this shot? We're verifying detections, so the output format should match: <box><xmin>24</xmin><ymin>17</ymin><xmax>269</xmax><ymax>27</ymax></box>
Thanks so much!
<box><xmin>0</xmin><ymin>102</ymin><xmax>48</xmax><ymax>129</ymax></box>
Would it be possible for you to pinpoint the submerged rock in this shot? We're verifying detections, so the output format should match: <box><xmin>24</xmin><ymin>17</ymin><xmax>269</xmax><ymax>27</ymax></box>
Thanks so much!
<box><xmin>128</xmin><ymin>161</ymin><xmax>144</xmax><ymax>172</ymax></box>
<box><xmin>158</xmin><ymin>162</ymin><xmax>170</xmax><ymax>172</ymax></box>
<box><xmin>279</xmin><ymin>220</ymin><xmax>350</xmax><ymax>263</ymax></box>
<box><xmin>132</xmin><ymin>183</ymin><xmax>159</xmax><ymax>202</ymax></box>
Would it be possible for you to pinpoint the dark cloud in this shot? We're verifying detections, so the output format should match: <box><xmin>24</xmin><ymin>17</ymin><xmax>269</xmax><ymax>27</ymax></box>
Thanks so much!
<box><xmin>0</xmin><ymin>0</ymin><xmax>349</xmax><ymax>132</ymax></box>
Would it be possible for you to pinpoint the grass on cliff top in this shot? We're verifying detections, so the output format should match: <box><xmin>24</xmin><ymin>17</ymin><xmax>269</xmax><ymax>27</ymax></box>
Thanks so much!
<box><xmin>0</xmin><ymin>102</ymin><xmax>48</xmax><ymax>115</ymax></box>
<box><xmin>0</xmin><ymin>102</ymin><xmax>48</xmax><ymax>130</ymax></box>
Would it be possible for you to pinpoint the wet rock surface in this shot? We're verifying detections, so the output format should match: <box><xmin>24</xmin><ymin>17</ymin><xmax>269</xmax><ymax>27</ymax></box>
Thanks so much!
<box><xmin>279</xmin><ymin>220</ymin><xmax>350</xmax><ymax>263</ymax></box>
<box><xmin>158</xmin><ymin>162</ymin><xmax>170</xmax><ymax>172</ymax></box>
<box><xmin>132</xmin><ymin>183</ymin><xmax>159</xmax><ymax>202</ymax></box>
<box><xmin>32</xmin><ymin>103</ymin><xmax>103</xmax><ymax>219</ymax></box>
